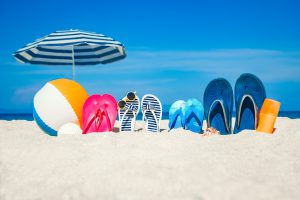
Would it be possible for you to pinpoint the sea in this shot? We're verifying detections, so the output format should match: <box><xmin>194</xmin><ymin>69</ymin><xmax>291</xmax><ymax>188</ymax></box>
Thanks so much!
<box><xmin>0</xmin><ymin>111</ymin><xmax>300</xmax><ymax>121</ymax></box>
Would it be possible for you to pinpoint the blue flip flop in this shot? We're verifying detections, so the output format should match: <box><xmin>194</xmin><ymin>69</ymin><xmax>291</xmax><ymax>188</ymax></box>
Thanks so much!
<box><xmin>234</xmin><ymin>73</ymin><xmax>266</xmax><ymax>133</ymax></box>
<box><xmin>183</xmin><ymin>98</ymin><xmax>204</xmax><ymax>133</ymax></box>
<box><xmin>204</xmin><ymin>78</ymin><xmax>233</xmax><ymax>135</ymax></box>
<box><xmin>168</xmin><ymin>100</ymin><xmax>185</xmax><ymax>130</ymax></box>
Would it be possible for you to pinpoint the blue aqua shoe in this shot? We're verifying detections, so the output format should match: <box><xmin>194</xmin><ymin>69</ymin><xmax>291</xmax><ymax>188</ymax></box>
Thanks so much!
<box><xmin>204</xmin><ymin>78</ymin><xmax>233</xmax><ymax>135</ymax></box>
<box><xmin>234</xmin><ymin>73</ymin><xmax>266</xmax><ymax>133</ymax></box>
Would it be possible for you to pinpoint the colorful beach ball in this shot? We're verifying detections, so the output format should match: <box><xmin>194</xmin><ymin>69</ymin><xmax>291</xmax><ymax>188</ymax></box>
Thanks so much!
<box><xmin>33</xmin><ymin>79</ymin><xmax>88</xmax><ymax>136</ymax></box>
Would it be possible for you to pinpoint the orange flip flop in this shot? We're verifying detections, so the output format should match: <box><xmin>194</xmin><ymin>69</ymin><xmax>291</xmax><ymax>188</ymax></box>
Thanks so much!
<box><xmin>256</xmin><ymin>98</ymin><xmax>281</xmax><ymax>134</ymax></box>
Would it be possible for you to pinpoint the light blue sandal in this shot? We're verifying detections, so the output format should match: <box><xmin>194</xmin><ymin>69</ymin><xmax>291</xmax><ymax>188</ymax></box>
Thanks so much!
<box><xmin>168</xmin><ymin>100</ymin><xmax>185</xmax><ymax>130</ymax></box>
<box><xmin>184</xmin><ymin>98</ymin><xmax>204</xmax><ymax>133</ymax></box>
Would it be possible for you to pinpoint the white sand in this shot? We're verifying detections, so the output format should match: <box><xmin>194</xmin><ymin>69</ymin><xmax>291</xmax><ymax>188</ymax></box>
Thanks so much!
<box><xmin>0</xmin><ymin>117</ymin><xmax>300</xmax><ymax>200</ymax></box>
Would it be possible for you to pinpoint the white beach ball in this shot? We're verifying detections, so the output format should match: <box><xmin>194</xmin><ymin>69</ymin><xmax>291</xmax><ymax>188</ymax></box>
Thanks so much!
<box><xmin>33</xmin><ymin>78</ymin><xmax>88</xmax><ymax>136</ymax></box>
<box><xmin>58</xmin><ymin>122</ymin><xmax>82</xmax><ymax>135</ymax></box>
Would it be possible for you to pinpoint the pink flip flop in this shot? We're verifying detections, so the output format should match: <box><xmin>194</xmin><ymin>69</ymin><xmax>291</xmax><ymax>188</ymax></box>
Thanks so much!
<box><xmin>82</xmin><ymin>94</ymin><xmax>118</xmax><ymax>134</ymax></box>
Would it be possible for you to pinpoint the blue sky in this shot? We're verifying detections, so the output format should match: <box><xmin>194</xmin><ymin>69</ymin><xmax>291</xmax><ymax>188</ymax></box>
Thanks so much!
<box><xmin>0</xmin><ymin>0</ymin><xmax>300</xmax><ymax>112</ymax></box>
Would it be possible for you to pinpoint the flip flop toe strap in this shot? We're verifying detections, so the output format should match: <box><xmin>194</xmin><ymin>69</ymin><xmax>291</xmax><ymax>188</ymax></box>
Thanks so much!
<box><xmin>208</xmin><ymin>99</ymin><xmax>230</xmax><ymax>133</ymax></box>
<box><xmin>102</xmin><ymin>104</ymin><xmax>112</xmax><ymax>131</ymax></box>
<box><xmin>169</xmin><ymin>108</ymin><xmax>184</xmax><ymax>130</ymax></box>
<box><xmin>142</xmin><ymin>103</ymin><xmax>159</xmax><ymax>131</ymax></box>
<box><xmin>120</xmin><ymin>108</ymin><xmax>136</xmax><ymax>131</ymax></box>
<box><xmin>184</xmin><ymin>106</ymin><xmax>202</xmax><ymax>129</ymax></box>
<box><xmin>125</xmin><ymin>103</ymin><xmax>139</xmax><ymax>112</ymax></box>
<box><xmin>83</xmin><ymin>109</ymin><xmax>103</xmax><ymax>134</ymax></box>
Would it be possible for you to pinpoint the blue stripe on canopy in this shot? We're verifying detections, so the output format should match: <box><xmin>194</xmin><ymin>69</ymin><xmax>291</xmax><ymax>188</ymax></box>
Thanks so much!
<box><xmin>13</xmin><ymin>29</ymin><xmax>126</xmax><ymax>65</ymax></box>
<box><xmin>36</xmin><ymin>46</ymin><xmax>72</xmax><ymax>53</ymax></box>
<box><xmin>42</xmin><ymin>36</ymin><xmax>114</xmax><ymax>42</ymax></box>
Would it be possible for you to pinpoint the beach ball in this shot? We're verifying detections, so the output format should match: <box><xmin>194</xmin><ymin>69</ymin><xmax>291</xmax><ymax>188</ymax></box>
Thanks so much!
<box><xmin>58</xmin><ymin>122</ymin><xmax>82</xmax><ymax>135</ymax></box>
<box><xmin>33</xmin><ymin>79</ymin><xmax>88</xmax><ymax>136</ymax></box>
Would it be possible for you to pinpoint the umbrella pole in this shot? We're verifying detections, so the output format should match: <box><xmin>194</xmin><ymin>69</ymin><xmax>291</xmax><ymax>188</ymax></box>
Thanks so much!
<box><xmin>72</xmin><ymin>46</ymin><xmax>75</xmax><ymax>80</ymax></box>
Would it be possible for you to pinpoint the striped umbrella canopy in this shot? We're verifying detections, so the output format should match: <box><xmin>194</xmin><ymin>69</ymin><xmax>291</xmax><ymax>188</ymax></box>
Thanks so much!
<box><xmin>13</xmin><ymin>29</ymin><xmax>126</xmax><ymax>80</ymax></box>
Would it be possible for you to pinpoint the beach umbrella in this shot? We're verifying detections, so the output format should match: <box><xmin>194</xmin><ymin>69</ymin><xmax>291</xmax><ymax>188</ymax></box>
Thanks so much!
<box><xmin>13</xmin><ymin>29</ymin><xmax>126</xmax><ymax>80</ymax></box>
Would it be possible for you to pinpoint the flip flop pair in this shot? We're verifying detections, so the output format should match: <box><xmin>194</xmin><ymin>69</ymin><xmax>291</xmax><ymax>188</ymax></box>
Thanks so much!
<box><xmin>168</xmin><ymin>99</ymin><xmax>204</xmax><ymax>133</ymax></box>
<box><xmin>118</xmin><ymin>92</ymin><xmax>162</xmax><ymax>132</ymax></box>
<box><xmin>82</xmin><ymin>94</ymin><xmax>118</xmax><ymax>134</ymax></box>
<box><xmin>204</xmin><ymin>73</ymin><xmax>266</xmax><ymax>134</ymax></box>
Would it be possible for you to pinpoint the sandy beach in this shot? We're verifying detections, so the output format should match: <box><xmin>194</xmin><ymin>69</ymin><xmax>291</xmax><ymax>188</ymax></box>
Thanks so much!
<box><xmin>0</xmin><ymin>117</ymin><xmax>300</xmax><ymax>200</ymax></box>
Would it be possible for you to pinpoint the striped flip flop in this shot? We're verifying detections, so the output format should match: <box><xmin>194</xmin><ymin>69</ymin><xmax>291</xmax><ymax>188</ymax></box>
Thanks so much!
<box><xmin>119</xmin><ymin>94</ymin><xmax>140</xmax><ymax>131</ymax></box>
<box><xmin>141</xmin><ymin>94</ymin><xmax>162</xmax><ymax>132</ymax></box>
